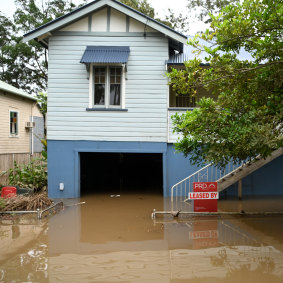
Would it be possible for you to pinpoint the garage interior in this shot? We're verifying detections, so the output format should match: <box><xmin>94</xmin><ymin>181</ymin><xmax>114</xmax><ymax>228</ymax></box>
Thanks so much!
<box><xmin>80</xmin><ymin>152</ymin><xmax>163</xmax><ymax>195</ymax></box>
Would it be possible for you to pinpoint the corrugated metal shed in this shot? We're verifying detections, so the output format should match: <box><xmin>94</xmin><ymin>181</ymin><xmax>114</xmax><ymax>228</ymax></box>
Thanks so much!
<box><xmin>80</xmin><ymin>46</ymin><xmax>130</xmax><ymax>64</ymax></box>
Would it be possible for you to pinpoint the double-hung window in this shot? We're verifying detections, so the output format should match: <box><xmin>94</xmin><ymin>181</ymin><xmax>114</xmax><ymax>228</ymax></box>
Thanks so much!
<box><xmin>81</xmin><ymin>46</ymin><xmax>129</xmax><ymax>111</ymax></box>
<box><xmin>10</xmin><ymin>111</ymin><xmax>18</xmax><ymax>136</ymax></box>
<box><xmin>93</xmin><ymin>65</ymin><xmax>123</xmax><ymax>108</ymax></box>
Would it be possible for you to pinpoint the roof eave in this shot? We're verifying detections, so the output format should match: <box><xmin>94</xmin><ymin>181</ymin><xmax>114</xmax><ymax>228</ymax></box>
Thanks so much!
<box><xmin>23</xmin><ymin>0</ymin><xmax>187</xmax><ymax>45</ymax></box>
<box><xmin>0</xmin><ymin>87</ymin><xmax>37</xmax><ymax>101</ymax></box>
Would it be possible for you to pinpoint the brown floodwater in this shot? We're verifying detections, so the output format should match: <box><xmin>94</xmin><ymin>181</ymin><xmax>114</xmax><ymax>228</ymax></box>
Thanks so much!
<box><xmin>1</xmin><ymin>194</ymin><xmax>283</xmax><ymax>282</ymax></box>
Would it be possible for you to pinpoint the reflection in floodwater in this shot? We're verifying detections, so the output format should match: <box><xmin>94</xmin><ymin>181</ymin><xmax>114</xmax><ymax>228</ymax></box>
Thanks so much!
<box><xmin>0</xmin><ymin>194</ymin><xmax>283</xmax><ymax>282</ymax></box>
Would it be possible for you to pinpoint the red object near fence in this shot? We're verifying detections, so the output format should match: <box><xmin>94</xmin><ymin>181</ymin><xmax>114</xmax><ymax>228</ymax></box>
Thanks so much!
<box><xmin>1</xmin><ymin>186</ymin><xmax>17</xmax><ymax>198</ymax></box>
<box><xmin>192</xmin><ymin>182</ymin><xmax>218</xmax><ymax>212</ymax></box>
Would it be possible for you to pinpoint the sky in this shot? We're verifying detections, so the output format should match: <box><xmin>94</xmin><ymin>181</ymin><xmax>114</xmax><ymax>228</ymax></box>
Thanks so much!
<box><xmin>0</xmin><ymin>0</ymin><xmax>207</xmax><ymax>34</ymax></box>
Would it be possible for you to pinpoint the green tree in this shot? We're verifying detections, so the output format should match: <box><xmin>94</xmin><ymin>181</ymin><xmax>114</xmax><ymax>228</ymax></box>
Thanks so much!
<box><xmin>0</xmin><ymin>0</ymin><xmax>87</xmax><ymax>93</ymax></box>
<box><xmin>119</xmin><ymin>0</ymin><xmax>189</xmax><ymax>32</ymax></box>
<box><xmin>187</xmin><ymin>0</ymin><xmax>238</xmax><ymax>23</ymax></box>
<box><xmin>120</xmin><ymin>0</ymin><xmax>155</xmax><ymax>18</ymax></box>
<box><xmin>167</xmin><ymin>0</ymin><xmax>283</xmax><ymax>168</ymax></box>
<box><xmin>1</xmin><ymin>0</ymin><xmax>188</xmax><ymax>94</ymax></box>
<box><xmin>0</xmin><ymin>13</ymin><xmax>17</xmax><ymax>85</ymax></box>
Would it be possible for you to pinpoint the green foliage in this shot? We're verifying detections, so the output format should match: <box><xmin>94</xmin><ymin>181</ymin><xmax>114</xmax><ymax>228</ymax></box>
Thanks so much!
<box><xmin>1</xmin><ymin>0</ymin><xmax>189</xmax><ymax>95</ymax></box>
<box><xmin>167</xmin><ymin>0</ymin><xmax>283</xmax><ymax>167</ymax></box>
<box><xmin>7</xmin><ymin>160</ymin><xmax>47</xmax><ymax>192</ymax></box>
<box><xmin>0</xmin><ymin>195</ymin><xmax>5</xmax><ymax>209</ymax></box>
<box><xmin>119</xmin><ymin>0</ymin><xmax>189</xmax><ymax>32</ymax></box>
<box><xmin>161</xmin><ymin>9</ymin><xmax>189</xmax><ymax>33</ymax></box>
<box><xmin>41</xmin><ymin>139</ymin><xmax>47</xmax><ymax>161</ymax></box>
<box><xmin>36</xmin><ymin>92</ymin><xmax>47</xmax><ymax>116</ymax></box>
<box><xmin>119</xmin><ymin>0</ymin><xmax>155</xmax><ymax>18</ymax></box>
<box><xmin>187</xmin><ymin>0</ymin><xmax>239</xmax><ymax>23</ymax></box>
<box><xmin>0</xmin><ymin>0</ymin><xmax>87</xmax><ymax>94</ymax></box>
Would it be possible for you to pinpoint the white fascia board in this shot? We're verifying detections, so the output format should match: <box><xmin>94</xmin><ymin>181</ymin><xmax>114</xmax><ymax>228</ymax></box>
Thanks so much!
<box><xmin>109</xmin><ymin>2</ymin><xmax>187</xmax><ymax>44</ymax></box>
<box><xmin>23</xmin><ymin>0</ymin><xmax>108</xmax><ymax>42</ymax></box>
<box><xmin>23</xmin><ymin>0</ymin><xmax>187</xmax><ymax>44</ymax></box>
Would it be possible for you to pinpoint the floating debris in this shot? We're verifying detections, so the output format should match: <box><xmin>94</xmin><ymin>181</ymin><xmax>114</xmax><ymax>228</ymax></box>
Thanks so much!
<box><xmin>0</xmin><ymin>192</ymin><xmax>52</xmax><ymax>211</ymax></box>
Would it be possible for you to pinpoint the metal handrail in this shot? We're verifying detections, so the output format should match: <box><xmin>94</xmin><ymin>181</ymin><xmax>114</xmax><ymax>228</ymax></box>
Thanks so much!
<box><xmin>171</xmin><ymin>163</ymin><xmax>212</xmax><ymax>190</ymax></box>
<box><xmin>0</xmin><ymin>202</ymin><xmax>63</xmax><ymax>219</ymax></box>
<box><xmin>170</xmin><ymin>161</ymin><xmax>244</xmax><ymax>212</ymax></box>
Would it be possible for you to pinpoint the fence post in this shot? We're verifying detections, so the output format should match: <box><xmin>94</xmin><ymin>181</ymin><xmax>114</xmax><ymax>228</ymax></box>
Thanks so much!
<box><xmin>238</xmin><ymin>179</ymin><xmax>243</xmax><ymax>200</ymax></box>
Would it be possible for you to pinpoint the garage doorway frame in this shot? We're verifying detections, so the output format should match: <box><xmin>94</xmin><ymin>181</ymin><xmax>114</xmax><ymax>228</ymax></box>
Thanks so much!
<box><xmin>74</xmin><ymin>147</ymin><xmax>167</xmax><ymax>197</ymax></box>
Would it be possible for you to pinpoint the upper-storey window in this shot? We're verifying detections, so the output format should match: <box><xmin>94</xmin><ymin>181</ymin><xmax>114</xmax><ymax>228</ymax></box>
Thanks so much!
<box><xmin>80</xmin><ymin>46</ymin><xmax>130</xmax><ymax>111</ymax></box>
<box><xmin>169</xmin><ymin>88</ymin><xmax>196</xmax><ymax>108</ymax></box>
<box><xmin>10</xmin><ymin>111</ymin><xmax>18</xmax><ymax>136</ymax></box>
<box><xmin>169</xmin><ymin>86</ymin><xmax>215</xmax><ymax>108</ymax></box>
<box><xmin>168</xmin><ymin>66</ymin><xmax>216</xmax><ymax>109</ymax></box>
<box><xmin>93</xmin><ymin>66</ymin><xmax>123</xmax><ymax>108</ymax></box>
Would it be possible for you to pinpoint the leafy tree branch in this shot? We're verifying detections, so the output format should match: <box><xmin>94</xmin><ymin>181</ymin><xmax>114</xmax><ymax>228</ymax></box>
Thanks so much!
<box><xmin>167</xmin><ymin>0</ymin><xmax>283</xmax><ymax>168</ymax></box>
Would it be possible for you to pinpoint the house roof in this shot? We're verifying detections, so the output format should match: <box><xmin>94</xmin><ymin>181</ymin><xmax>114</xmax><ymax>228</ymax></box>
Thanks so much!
<box><xmin>80</xmin><ymin>46</ymin><xmax>130</xmax><ymax>64</ymax></box>
<box><xmin>23</xmin><ymin>0</ymin><xmax>187</xmax><ymax>46</ymax></box>
<box><xmin>167</xmin><ymin>36</ymin><xmax>254</xmax><ymax>65</ymax></box>
<box><xmin>0</xmin><ymin>80</ymin><xmax>36</xmax><ymax>101</ymax></box>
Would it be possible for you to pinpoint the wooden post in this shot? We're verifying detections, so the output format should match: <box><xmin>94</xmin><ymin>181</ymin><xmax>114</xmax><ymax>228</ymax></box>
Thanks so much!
<box><xmin>238</xmin><ymin>179</ymin><xmax>242</xmax><ymax>201</ymax></box>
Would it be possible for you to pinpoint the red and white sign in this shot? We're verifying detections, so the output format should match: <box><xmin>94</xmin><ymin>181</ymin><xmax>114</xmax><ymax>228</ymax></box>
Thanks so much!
<box><xmin>193</xmin><ymin>182</ymin><xmax>218</xmax><ymax>212</ymax></box>
<box><xmin>188</xmin><ymin>192</ymin><xmax>218</xmax><ymax>200</ymax></box>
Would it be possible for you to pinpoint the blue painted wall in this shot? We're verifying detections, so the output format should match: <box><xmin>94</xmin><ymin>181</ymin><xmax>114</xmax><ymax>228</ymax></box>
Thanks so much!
<box><xmin>221</xmin><ymin>155</ymin><xmax>283</xmax><ymax>198</ymax></box>
<box><xmin>48</xmin><ymin>140</ymin><xmax>283</xmax><ymax>198</ymax></box>
<box><xmin>165</xmin><ymin>144</ymin><xmax>202</xmax><ymax>197</ymax></box>
<box><xmin>47</xmin><ymin>140</ymin><xmax>167</xmax><ymax>198</ymax></box>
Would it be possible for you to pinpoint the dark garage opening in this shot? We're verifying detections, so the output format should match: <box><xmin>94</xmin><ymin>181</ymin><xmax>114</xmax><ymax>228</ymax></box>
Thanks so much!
<box><xmin>80</xmin><ymin>152</ymin><xmax>163</xmax><ymax>195</ymax></box>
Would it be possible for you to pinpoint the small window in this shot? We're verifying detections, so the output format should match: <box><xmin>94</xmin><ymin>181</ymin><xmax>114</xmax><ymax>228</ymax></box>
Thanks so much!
<box><xmin>93</xmin><ymin>66</ymin><xmax>123</xmax><ymax>108</ymax></box>
<box><xmin>10</xmin><ymin>111</ymin><xmax>18</xmax><ymax>135</ymax></box>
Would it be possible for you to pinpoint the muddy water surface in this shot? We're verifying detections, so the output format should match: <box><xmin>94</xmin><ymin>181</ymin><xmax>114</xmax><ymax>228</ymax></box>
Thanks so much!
<box><xmin>1</xmin><ymin>194</ymin><xmax>283</xmax><ymax>282</ymax></box>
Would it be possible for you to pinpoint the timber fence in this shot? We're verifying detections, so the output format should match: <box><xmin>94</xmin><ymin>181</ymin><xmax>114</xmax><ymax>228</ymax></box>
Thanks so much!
<box><xmin>0</xmin><ymin>152</ymin><xmax>42</xmax><ymax>186</ymax></box>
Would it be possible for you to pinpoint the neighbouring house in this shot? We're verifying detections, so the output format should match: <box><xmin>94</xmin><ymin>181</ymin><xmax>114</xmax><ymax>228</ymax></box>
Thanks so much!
<box><xmin>0</xmin><ymin>81</ymin><xmax>44</xmax><ymax>184</ymax></box>
<box><xmin>23</xmin><ymin>0</ymin><xmax>282</xmax><ymax>199</ymax></box>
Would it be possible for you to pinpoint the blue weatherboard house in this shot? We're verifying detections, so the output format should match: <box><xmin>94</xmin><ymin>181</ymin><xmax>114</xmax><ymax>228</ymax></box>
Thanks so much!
<box><xmin>24</xmin><ymin>0</ymin><xmax>283</xmax><ymax>199</ymax></box>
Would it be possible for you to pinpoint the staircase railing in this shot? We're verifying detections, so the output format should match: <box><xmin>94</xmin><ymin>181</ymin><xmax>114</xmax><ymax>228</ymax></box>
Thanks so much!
<box><xmin>170</xmin><ymin>161</ymin><xmax>243</xmax><ymax>212</ymax></box>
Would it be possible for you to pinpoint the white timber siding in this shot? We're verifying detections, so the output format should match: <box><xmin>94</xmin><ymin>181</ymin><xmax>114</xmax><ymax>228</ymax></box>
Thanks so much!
<box><xmin>48</xmin><ymin>34</ymin><xmax>169</xmax><ymax>142</ymax></box>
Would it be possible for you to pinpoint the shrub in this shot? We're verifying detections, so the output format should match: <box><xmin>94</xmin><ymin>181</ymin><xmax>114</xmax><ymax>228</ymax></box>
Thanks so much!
<box><xmin>7</xmin><ymin>159</ymin><xmax>47</xmax><ymax>192</ymax></box>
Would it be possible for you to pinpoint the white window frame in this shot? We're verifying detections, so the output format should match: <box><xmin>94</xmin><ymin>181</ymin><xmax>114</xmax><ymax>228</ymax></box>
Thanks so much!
<box><xmin>89</xmin><ymin>63</ymin><xmax>126</xmax><ymax>109</ymax></box>
<box><xmin>9</xmin><ymin>109</ymin><xmax>19</xmax><ymax>137</ymax></box>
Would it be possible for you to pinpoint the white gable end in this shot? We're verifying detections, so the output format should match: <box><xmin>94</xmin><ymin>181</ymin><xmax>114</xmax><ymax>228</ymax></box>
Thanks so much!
<box><xmin>110</xmin><ymin>8</ymin><xmax>126</xmax><ymax>32</ymax></box>
<box><xmin>92</xmin><ymin>8</ymin><xmax>107</xmax><ymax>31</ymax></box>
<box><xmin>129</xmin><ymin>18</ymin><xmax>156</xmax><ymax>33</ymax></box>
<box><xmin>24</xmin><ymin>0</ymin><xmax>187</xmax><ymax>44</ymax></box>
<box><xmin>58</xmin><ymin>7</ymin><xmax>158</xmax><ymax>34</ymax></box>
<box><xmin>60</xmin><ymin>17</ymin><xmax>88</xmax><ymax>32</ymax></box>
